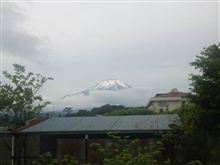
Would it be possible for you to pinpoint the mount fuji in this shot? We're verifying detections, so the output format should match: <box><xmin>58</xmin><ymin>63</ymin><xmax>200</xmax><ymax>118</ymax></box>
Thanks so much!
<box><xmin>62</xmin><ymin>79</ymin><xmax>132</xmax><ymax>98</ymax></box>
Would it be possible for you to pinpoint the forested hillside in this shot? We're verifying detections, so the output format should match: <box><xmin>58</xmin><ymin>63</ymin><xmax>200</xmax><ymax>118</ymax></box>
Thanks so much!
<box><xmin>63</xmin><ymin>104</ymin><xmax>157</xmax><ymax>117</ymax></box>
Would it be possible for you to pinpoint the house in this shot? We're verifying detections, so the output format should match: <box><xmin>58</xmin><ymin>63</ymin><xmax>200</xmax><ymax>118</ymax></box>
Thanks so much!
<box><xmin>147</xmin><ymin>89</ymin><xmax>188</xmax><ymax>112</ymax></box>
<box><xmin>11</xmin><ymin>114</ymin><xmax>178</xmax><ymax>165</ymax></box>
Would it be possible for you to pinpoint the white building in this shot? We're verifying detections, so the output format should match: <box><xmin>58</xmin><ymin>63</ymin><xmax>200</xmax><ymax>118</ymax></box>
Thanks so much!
<box><xmin>147</xmin><ymin>89</ymin><xmax>188</xmax><ymax>112</ymax></box>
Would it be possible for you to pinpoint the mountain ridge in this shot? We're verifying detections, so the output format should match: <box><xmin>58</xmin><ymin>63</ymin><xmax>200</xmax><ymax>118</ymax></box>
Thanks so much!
<box><xmin>62</xmin><ymin>79</ymin><xmax>132</xmax><ymax>98</ymax></box>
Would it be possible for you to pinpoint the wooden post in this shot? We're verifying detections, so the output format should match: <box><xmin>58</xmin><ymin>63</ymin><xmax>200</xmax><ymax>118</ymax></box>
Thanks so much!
<box><xmin>85</xmin><ymin>134</ymin><xmax>88</xmax><ymax>164</ymax></box>
<box><xmin>11</xmin><ymin>135</ymin><xmax>15</xmax><ymax>165</ymax></box>
<box><xmin>24</xmin><ymin>135</ymin><xmax>26</xmax><ymax>165</ymax></box>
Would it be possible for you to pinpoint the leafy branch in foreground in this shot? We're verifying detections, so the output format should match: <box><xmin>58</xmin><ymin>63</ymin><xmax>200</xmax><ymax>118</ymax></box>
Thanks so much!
<box><xmin>0</xmin><ymin>64</ymin><xmax>52</xmax><ymax>127</ymax></box>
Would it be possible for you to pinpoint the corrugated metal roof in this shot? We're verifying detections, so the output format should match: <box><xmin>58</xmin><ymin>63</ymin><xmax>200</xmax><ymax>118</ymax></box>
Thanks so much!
<box><xmin>155</xmin><ymin>89</ymin><xmax>187</xmax><ymax>97</ymax></box>
<box><xmin>21</xmin><ymin>114</ymin><xmax>178</xmax><ymax>133</ymax></box>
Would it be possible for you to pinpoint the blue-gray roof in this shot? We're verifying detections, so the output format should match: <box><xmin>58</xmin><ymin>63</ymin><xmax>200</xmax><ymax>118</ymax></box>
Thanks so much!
<box><xmin>21</xmin><ymin>114</ymin><xmax>178</xmax><ymax>133</ymax></box>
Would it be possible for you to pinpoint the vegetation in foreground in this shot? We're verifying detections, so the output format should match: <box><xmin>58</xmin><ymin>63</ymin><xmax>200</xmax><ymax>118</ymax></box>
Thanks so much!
<box><xmin>0</xmin><ymin>64</ymin><xmax>52</xmax><ymax>128</ymax></box>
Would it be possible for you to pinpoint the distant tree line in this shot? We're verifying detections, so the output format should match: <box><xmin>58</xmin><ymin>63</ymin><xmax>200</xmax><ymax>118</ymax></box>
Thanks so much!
<box><xmin>63</xmin><ymin>104</ymin><xmax>157</xmax><ymax>117</ymax></box>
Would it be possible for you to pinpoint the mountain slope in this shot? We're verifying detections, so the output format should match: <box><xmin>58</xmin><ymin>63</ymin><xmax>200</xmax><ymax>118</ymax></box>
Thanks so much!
<box><xmin>93</xmin><ymin>79</ymin><xmax>132</xmax><ymax>91</ymax></box>
<box><xmin>62</xmin><ymin>79</ymin><xmax>132</xmax><ymax>98</ymax></box>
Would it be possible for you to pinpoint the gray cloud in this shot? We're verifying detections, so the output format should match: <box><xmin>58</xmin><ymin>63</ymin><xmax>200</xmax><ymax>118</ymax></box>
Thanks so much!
<box><xmin>51</xmin><ymin>88</ymin><xmax>151</xmax><ymax>110</ymax></box>
<box><xmin>2</xmin><ymin>3</ymin><xmax>48</xmax><ymax>61</ymax></box>
<box><xmin>2</xmin><ymin>2</ymin><xmax>219</xmax><ymax>110</ymax></box>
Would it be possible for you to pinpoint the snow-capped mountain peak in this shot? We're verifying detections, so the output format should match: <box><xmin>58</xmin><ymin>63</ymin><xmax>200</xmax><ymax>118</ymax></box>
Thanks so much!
<box><xmin>93</xmin><ymin>79</ymin><xmax>132</xmax><ymax>91</ymax></box>
<box><xmin>62</xmin><ymin>79</ymin><xmax>132</xmax><ymax>98</ymax></box>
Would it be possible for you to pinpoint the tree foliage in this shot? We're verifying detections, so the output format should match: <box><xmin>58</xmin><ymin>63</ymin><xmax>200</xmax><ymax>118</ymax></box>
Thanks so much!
<box><xmin>190</xmin><ymin>44</ymin><xmax>220</xmax><ymax>110</ymax></box>
<box><xmin>190</xmin><ymin>44</ymin><xmax>220</xmax><ymax>137</ymax></box>
<box><xmin>158</xmin><ymin>44</ymin><xmax>220</xmax><ymax>165</ymax></box>
<box><xmin>32</xmin><ymin>153</ymin><xmax>81</xmax><ymax>165</ymax></box>
<box><xmin>0</xmin><ymin>64</ymin><xmax>51</xmax><ymax>127</ymax></box>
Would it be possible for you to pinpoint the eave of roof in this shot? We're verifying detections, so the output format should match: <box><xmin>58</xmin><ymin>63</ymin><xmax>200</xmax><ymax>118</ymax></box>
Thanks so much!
<box><xmin>155</xmin><ymin>92</ymin><xmax>188</xmax><ymax>97</ymax></box>
<box><xmin>12</xmin><ymin>117</ymin><xmax>48</xmax><ymax>134</ymax></box>
<box><xmin>149</xmin><ymin>97</ymin><xmax>187</xmax><ymax>102</ymax></box>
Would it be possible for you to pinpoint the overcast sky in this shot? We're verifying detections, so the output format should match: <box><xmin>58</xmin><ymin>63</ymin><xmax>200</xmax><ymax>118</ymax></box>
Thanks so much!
<box><xmin>1</xmin><ymin>0</ymin><xmax>219</xmax><ymax>110</ymax></box>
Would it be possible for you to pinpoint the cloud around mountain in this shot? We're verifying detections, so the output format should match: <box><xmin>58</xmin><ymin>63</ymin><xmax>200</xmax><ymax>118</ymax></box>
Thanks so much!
<box><xmin>55</xmin><ymin>87</ymin><xmax>149</xmax><ymax>110</ymax></box>
<box><xmin>62</xmin><ymin>79</ymin><xmax>132</xmax><ymax>98</ymax></box>
<box><xmin>52</xmin><ymin>79</ymin><xmax>148</xmax><ymax>110</ymax></box>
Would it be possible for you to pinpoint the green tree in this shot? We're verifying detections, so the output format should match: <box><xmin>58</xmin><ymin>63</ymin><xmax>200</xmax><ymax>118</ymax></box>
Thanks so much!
<box><xmin>189</xmin><ymin>44</ymin><xmax>220</xmax><ymax>164</ymax></box>
<box><xmin>0</xmin><ymin>64</ymin><xmax>52</xmax><ymax>128</ymax></box>
<box><xmin>33</xmin><ymin>153</ymin><xmax>85</xmax><ymax>165</ymax></box>
<box><xmin>63</xmin><ymin>107</ymin><xmax>74</xmax><ymax>117</ymax></box>
<box><xmin>190</xmin><ymin>44</ymin><xmax>220</xmax><ymax>137</ymax></box>
<box><xmin>32</xmin><ymin>152</ymin><xmax>58</xmax><ymax>165</ymax></box>
<box><xmin>159</xmin><ymin>44</ymin><xmax>220</xmax><ymax>165</ymax></box>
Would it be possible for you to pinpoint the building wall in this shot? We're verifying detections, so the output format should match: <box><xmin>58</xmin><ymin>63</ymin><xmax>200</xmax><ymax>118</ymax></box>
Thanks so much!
<box><xmin>0</xmin><ymin>135</ymin><xmax>11</xmax><ymax>165</ymax></box>
<box><xmin>25</xmin><ymin>134</ymin><xmax>40</xmax><ymax>161</ymax></box>
<box><xmin>57</xmin><ymin>138</ymin><xmax>85</xmax><ymax>162</ymax></box>
<box><xmin>148</xmin><ymin>100</ymin><xmax>183</xmax><ymax>112</ymax></box>
<box><xmin>12</xmin><ymin>134</ymin><xmax>40</xmax><ymax>165</ymax></box>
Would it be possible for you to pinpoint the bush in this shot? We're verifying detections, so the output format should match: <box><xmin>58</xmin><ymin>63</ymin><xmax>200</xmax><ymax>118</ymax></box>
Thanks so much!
<box><xmin>32</xmin><ymin>153</ymin><xmax>79</xmax><ymax>165</ymax></box>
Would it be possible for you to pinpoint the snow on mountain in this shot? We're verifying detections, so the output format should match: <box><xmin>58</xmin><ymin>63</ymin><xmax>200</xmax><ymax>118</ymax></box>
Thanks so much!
<box><xmin>62</xmin><ymin>79</ymin><xmax>132</xmax><ymax>98</ymax></box>
<box><xmin>93</xmin><ymin>79</ymin><xmax>132</xmax><ymax>91</ymax></box>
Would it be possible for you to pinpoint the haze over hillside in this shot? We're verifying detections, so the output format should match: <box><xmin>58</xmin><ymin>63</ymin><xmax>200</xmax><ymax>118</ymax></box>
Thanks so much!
<box><xmin>54</xmin><ymin>79</ymin><xmax>146</xmax><ymax>110</ymax></box>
